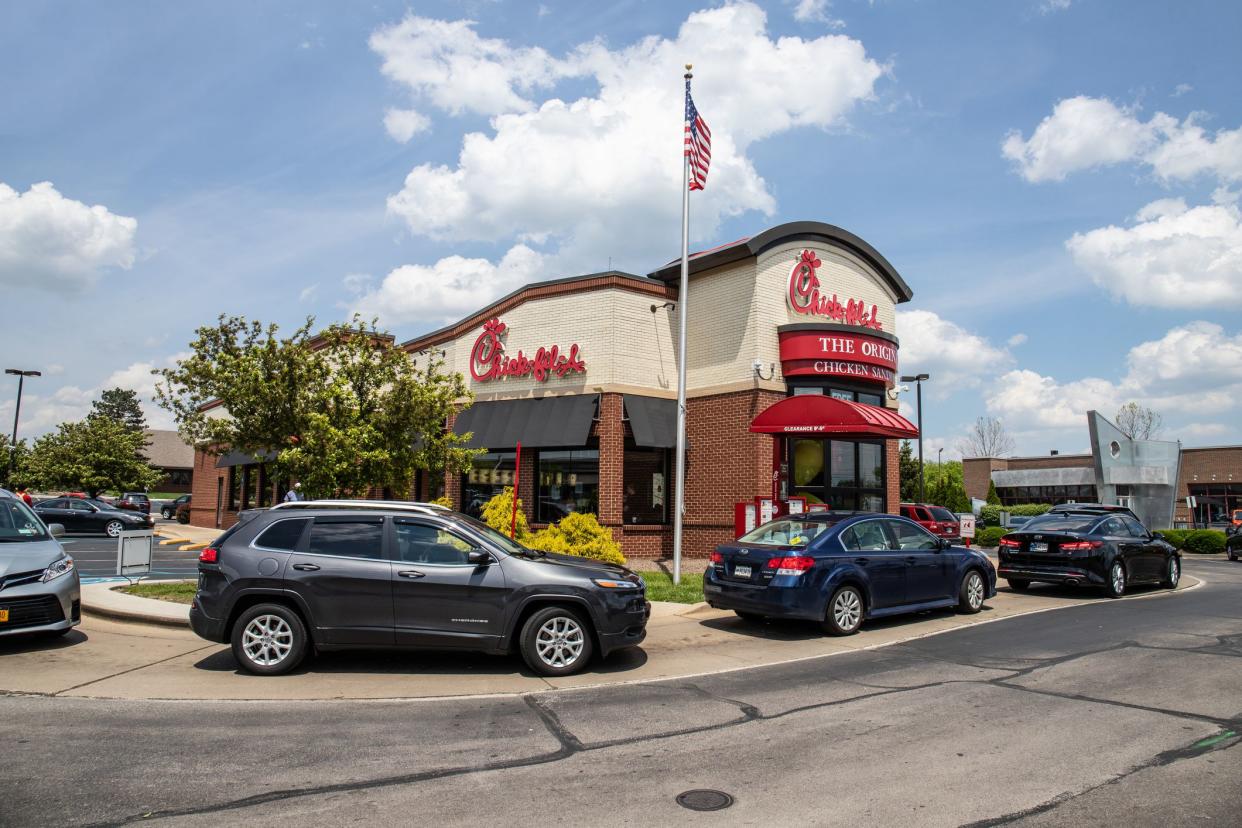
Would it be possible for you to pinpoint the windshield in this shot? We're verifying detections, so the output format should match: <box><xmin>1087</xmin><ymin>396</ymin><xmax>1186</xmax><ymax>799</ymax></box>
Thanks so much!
<box><xmin>738</xmin><ymin>519</ymin><xmax>835</xmax><ymax>547</ymax></box>
<box><xmin>929</xmin><ymin>507</ymin><xmax>958</xmax><ymax>522</ymax></box>
<box><xmin>1021</xmin><ymin>514</ymin><xmax>1100</xmax><ymax>533</ymax></box>
<box><xmin>456</xmin><ymin>514</ymin><xmax>539</xmax><ymax>558</ymax></box>
<box><xmin>0</xmin><ymin>498</ymin><xmax>52</xmax><ymax>542</ymax></box>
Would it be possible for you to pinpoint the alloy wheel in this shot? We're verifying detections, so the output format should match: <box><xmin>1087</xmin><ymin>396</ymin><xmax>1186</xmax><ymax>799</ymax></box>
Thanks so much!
<box><xmin>1168</xmin><ymin>557</ymin><xmax>1180</xmax><ymax>587</ymax></box>
<box><xmin>1111</xmin><ymin>563</ymin><xmax>1125</xmax><ymax>595</ymax></box>
<box><xmin>833</xmin><ymin>589</ymin><xmax>862</xmax><ymax>632</ymax></box>
<box><xmin>966</xmin><ymin>572</ymin><xmax>985</xmax><ymax>610</ymax></box>
<box><xmin>242</xmin><ymin>614</ymin><xmax>294</xmax><ymax>667</ymax></box>
<box><xmin>535</xmin><ymin>616</ymin><xmax>585</xmax><ymax>669</ymax></box>
<box><xmin>105</xmin><ymin>520</ymin><xmax>123</xmax><ymax>538</ymax></box>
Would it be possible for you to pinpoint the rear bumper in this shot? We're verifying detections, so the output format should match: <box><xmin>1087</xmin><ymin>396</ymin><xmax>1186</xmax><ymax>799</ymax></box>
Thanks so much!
<box><xmin>998</xmin><ymin>564</ymin><xmax>1105</xmax><ymax>586</ymax></box>
<box><xmin>189</xmin><ymin>602</ymin><xmax>228</xmax><ymax>643</ymax></box>
<box><xmin>702</xmin><ymin>572</ymin><xmax>823</xmax><ymax>621</ymax></box>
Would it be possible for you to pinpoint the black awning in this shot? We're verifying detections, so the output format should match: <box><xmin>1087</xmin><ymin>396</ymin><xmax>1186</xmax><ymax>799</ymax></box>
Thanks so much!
<box><xmin>624</xmin><ymin>395</ymin><xmax>677</xmax><ymax>448</ymax></box>
<box><xmin>215</xmin><ymin>449</ymin><xmax>277</xmax><ymax>468</ymax></box>
<box><xmin>453</xmin><ymin>395</ymin><xmax>597</xmax><ymax>450</ymax></box>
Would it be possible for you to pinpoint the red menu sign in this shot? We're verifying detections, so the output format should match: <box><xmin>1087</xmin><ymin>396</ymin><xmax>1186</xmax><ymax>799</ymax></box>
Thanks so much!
<box><xmin>778</xmin><ymin>329</ymin><xmax>897</xmax><ymax>385</ymax></box>
<box><xmin>469</xmin><ymin>318</ymin><xmax>586</xmax><ymax>383</ymax></box>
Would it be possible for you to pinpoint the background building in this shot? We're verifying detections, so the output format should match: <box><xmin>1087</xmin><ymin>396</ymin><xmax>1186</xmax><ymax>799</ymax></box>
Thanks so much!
<box><xmin>142</xmin><ymin>429</ymin><xmax>194</xmax><ymax>494</ymax></box>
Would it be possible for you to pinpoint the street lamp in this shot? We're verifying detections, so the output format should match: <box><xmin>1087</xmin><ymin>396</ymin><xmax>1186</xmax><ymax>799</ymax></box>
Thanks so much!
<box><xmin>900</xmin><ymin>373</ymin><xmax>930</xmax><ymax>503</ymax></box>
<box><xmin>5</xmin><ymin>368</ymin><xmax>40</xmax><ymax>487</ymax></box>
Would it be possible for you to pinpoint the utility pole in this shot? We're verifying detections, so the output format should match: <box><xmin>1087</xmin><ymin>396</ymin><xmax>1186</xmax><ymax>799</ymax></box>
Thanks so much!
<box><xmin>5</xmin><ymin>368</ymin><xmax>41</xmax><ymax>487</ymax></box>
<box><xmin>900</xmin><ymin>373</ymin><xmax>930</xmax><ymax>503</ymax></box>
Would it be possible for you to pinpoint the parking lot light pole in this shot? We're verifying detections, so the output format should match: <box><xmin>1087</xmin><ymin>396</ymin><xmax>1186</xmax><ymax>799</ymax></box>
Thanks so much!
<box><xmin>900</xmin><ymin>373</ymin><xmax>930</xmax><ymax>503</ymax></box>
<box><xmin>5</xmin><ymin>368</ymin><xmax>40</xmax><ymax>487</ymax></box>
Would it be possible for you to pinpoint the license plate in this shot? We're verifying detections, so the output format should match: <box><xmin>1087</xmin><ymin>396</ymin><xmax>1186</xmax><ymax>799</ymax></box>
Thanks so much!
<box><xmin>734</xmin><ymin>564</ymin><xmax>752</xmax><ymax>578</ymax></box>
<box><xmin>0</xmin><ymin>609</ymin><xmax>8</xmax><ymax>623</ymax></box>
<box><xmin>1030</xmin><ymin>542</ymin><xmax>1048</xmax><ymax>553</ymax></box>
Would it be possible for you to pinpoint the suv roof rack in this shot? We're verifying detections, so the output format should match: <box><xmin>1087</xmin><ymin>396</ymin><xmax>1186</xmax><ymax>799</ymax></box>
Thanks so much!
<box><xmin>270</xmin><ymin>499</ymin><xmax>452</xmax><ymax>515</ymax></box>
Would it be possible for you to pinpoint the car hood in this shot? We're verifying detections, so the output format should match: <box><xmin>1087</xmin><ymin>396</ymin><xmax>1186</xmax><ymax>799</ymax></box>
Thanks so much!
<box><xmin>0</xmin><ymin>538</ymin><xmax>67</xmax><ymax>575</ymax></box>
<box><xmin>516</xmin><ymin>551</ymin><xmax>640</xmax><ymax>581</ymax></box>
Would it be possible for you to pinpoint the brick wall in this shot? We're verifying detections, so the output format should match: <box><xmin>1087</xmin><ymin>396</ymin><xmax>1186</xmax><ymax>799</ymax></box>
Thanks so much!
<box><xmin>1174</xmin><ymin>446</ymin><xmax>1242</xmax><ymax>523</ymax></box>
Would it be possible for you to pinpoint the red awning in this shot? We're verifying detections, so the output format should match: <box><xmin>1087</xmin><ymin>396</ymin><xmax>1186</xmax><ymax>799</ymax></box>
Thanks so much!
<box><xmin>749</xmin><ymin>394</ymin><xmax>919</xmax><ymax>439</ymax></box>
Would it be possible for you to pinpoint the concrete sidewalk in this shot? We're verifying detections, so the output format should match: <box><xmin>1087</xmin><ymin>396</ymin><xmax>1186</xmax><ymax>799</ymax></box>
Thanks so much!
<box><xmin>153</xmin><ymin>522</ymin><xmax>220</xmax><ymax>550</ymax></box>
<box><xmin>4</xmin><ymin>575</ymin><xmax>1199</xmax><ymax>702</ymax></box>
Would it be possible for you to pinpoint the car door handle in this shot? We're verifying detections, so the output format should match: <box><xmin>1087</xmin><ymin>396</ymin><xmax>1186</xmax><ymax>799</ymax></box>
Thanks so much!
<box><xmin>291</xmin><ymin>563</ymin><xmax>320</xmax><ymax>571</ymax></box>
<box><xmin>397</xmin><ymin>570</ymin><xmax>425</xmax><ymax>579</ymax></box>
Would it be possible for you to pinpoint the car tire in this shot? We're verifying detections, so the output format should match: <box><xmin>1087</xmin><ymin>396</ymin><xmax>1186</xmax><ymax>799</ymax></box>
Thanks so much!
<box><xmin>1006</xmin><ymin>579</ymin><xmax>1030</xmax><ymax>592</ymax></box>
<box><xmin>1161</xmin><ymin>556</ymin><xmax>1180</xmax><ymax>590</ymax></box>
<box><xmin>820</xmin><ymin>585</ymin><xmax>864</xmax><ymax>636</ymax></box>
<box><xmin>1104</xmin><ymin>561</ymin><xmax>1126</xmax><ymax>599</ymax></box>
<box><xmin>734</xmin><ymin>610</ymin><xmax>766</xmax><ymax>623</ymax></box>
<box><xmin>230</xmin><ymin>603</ymin><xmax>308</xmax><ymax>676</ymax></box>
<box><xmin>520</xmin><ymin>606</ymin><xmax>594</xmax><ymax>677</ymax></box>
<box><xmin>104</xmin><ymin>520</ymin><xmax>124</xmax><ymax>538</ymax></box>
<box><xmin>162</xmin><ymin>508</ymin><xmax>172</xmax><ymax>519</ymax></box>
<box><xmin>958</xmin><ymin>570</ymin><xmax>986</xmax><ymax>614</ymax></box>
<box><xmin>1229</xmin><ymin>549</ymin><xmax>1237</xmax><ymax>562</ymax></box>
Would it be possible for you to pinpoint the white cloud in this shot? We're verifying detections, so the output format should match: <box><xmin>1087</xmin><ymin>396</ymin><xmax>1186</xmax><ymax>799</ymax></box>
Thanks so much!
<box><xmin>298</xmin><ymin>284</ymin><xmax>318</xmax><ymax>303</ymax></box>
<box><xmin>373</xmin><ymin>3</ymin><xmax>884</xmax><ymax>272</ymax></box>
<box><xmin>383</xmin><ymin>108</ymin><xmax>431</xmax><ymax>143</ymax></box>
<box><xmin>895</xmin><ymin>309</ymin><xmax>1011</xmax><ymax>397</ymax></box>
<box><xmin>1122</xmin><ymin>321</ymin><xmax>1242</xmax><ymax>395</ymax></box>
<box><xmin>1040</xmin><ymin>0</ymin><xmax>1073</xmax><ymax>12</ymax></box>
<box><xmin>1007</xmin><ymin>333</ymin><xmax>1028</xmax><ymax>347</ymax></box>
<box><xmin>351</xmin><ymin>244</ymin><xmax>546</xmax><ymax>327</ymax></box>
<box><xmin>792</xmin><ymin>0</ymin><xmax>844</xmax><ymax>27</ymax></box>
<box><xmin>1066</xmin><ymin>197</ymin><xmax>1242</xmax><ymax>308</ymax></box>
<box><xmin>1002</xmin><ymin>96</ymin><xmax>1242</xmax><ymax>184</ymax></box>
<box><xmin>986</xmin><ymin>369</ymin><xmax>1124</xmax><ymax>431</ymax></box>
<box><xmin>1172</xmin><ymin>83</ymin><xmax>1193</xmax><ymax>98</ymax></box>
<box><xmin>0</xmin><ymin>181</ymin><xmax>138</xmax><ymax>290</ymax></box>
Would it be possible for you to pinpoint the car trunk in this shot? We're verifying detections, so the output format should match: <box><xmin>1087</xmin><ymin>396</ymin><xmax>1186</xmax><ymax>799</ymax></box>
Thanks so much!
<box><xmin>1003</xmin><ymin>531</ymin><xmax>1089</xmax><ymax>565</ymax></box>
<box><xmin>711</xmin><ymin>544</ymin><xmax>787</xmax><ymax>586</ymax></box>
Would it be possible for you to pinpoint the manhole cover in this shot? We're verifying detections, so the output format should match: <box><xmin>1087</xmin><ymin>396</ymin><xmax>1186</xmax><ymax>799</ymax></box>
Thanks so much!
<box><xmin>676</xmin><ymin>789</ymin><xmax>734</xmax><ymax>812</ymax></box>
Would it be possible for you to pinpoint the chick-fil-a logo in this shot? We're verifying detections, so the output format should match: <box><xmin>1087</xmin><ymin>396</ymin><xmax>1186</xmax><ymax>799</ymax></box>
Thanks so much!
<box><xmin>469</xmin><ymin>318</ymin><xmax>586</xmax><ymax>383</ymax></box>
<box><xmin>787</xmin><ymin>249</ymin><xmax>883</xmax><ymax>331</ymax></box>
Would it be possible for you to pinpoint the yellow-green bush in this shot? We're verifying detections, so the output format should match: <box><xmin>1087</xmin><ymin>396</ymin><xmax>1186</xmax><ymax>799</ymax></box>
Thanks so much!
<box><xmin>479</xmin><ymin>487</ymin><xmax>530</xmax><ymax>540</ymax></box>
<box><xmin>430</xmin><ymin>495</ymin><xmax>453</xmax><ymax>509</ymax></box>
<box><xmin>528</xmin><ymin>512</ymin><xmax>625</xmax><ymax>566</ymax></box>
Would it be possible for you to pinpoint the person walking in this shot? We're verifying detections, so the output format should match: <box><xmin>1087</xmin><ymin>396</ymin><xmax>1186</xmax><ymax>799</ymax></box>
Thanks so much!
<box><xmin>283</xmin><ymin>483</ymin><xmax>303</xmax><ymax>503</ymax></box>
<box><xmin>16</xmin><ymin>484</ymin><xmax>33</xmax><ymax>507</ymax></box>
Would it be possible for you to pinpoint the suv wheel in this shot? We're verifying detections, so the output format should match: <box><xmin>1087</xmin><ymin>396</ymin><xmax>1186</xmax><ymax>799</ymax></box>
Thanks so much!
<box><xmin>231</xmin><ymin>603</ymin><xmax>308</xmax><ymax>676</ymax></box>
<box><xmin>958</xmin><ymin>570</ymin><xmax>986</xmax><ymax>614</ymax></box>
<box><xmin>820</xmin><ymin>585</ymin><xmax>864</xmax><ymax>636</ymax></box>
<box><xmin>520</xmin><ymin>606</ymin><xmax>594</xmax><ymax>677</ymax></box>
<box><xmin>1104</xmin><ymin>561</ymin><xmax>1126</xmax><ymax>599</ymax></box>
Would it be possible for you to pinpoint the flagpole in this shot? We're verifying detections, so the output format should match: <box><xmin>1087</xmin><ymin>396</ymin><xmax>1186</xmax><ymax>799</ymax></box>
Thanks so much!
<box><xmin>673</xmin><ymin>64</ymin><xmax>693</xmax><ymax>586</ymax></box>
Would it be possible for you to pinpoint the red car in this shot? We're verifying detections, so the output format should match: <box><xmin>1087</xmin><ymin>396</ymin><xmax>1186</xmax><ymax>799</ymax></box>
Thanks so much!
<box><xmin>900</xmin><ymin>503</ymin><xmax>962</xmax><ymax>541</ymax></box>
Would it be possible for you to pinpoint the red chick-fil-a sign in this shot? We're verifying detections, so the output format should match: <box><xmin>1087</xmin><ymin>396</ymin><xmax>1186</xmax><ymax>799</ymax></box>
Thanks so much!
<box><xmin>469</xmin><ymin>318</ymin><xmax>586</xmax><ymax>383</ymax></box>
<box><xmin>787</xmin><ymin>249</ymin><xmax>883</xmax><ymax>331</ymax></box>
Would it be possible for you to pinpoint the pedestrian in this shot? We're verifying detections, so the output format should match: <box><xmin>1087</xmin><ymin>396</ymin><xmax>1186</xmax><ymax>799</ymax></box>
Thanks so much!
<box><xmin>283</xmin><ymin>482</ymin><xmax>302</xmax><ymax>503</ymax></box>
<box><xmin>16</xmin><ymin>484</ymin><xmax>33</xmax><ymax>507</ymax></box>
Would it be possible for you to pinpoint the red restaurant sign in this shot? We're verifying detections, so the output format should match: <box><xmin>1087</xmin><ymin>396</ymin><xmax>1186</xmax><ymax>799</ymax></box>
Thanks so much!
<box><xmin>469</xmin><ymin>318</ymin><xmax>586</xmax><ymax>383</ymax></box>
<box><xmin>787</xmin><ymin>249</ymin><xmax>883</xmax><ymax>331</ymax></box>
<box><xmin>778</xmin><ymin>329</ymin><xmax>897</xmax><ymax>385</ymax></box>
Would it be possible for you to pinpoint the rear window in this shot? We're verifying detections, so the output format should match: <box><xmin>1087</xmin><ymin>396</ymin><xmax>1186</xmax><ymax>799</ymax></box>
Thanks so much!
<box><xmin>738</xmin><ymin>519</ymin><xmax>834</xmax><ymax>547</ymax></box>
<box><xmin>254</xmin><ymin>518</ymin><xmax>310</xmax><ymax>551</ymax></box>
<box><xmin>1021</xmin><ymin>514</ymin><xmax>1100</xmax><ymax>533</ymax></box>
<box><xmin>307</xmin><ymin>519</ymin><xmax>384</xmax><ymax>559</ymax></box>
<box><xmin>929</xmin><ymin>507</ymin><xmax>958</xmax><ymax>522</ymax></box>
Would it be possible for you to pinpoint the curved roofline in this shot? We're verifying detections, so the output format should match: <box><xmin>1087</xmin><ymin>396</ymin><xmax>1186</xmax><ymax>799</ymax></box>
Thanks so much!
<box><xmin>647</xmin><ymin>221</ymin><xmax>912</xmax><ymax>303</ymax></box>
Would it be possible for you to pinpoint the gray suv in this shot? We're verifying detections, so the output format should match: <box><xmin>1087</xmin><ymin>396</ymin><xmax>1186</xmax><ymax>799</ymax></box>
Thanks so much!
<box><xmin>0</xmin><ymin>488</ymin><xmax>81</xmax><ymax>639</ymax></box>
<box><xmin>189</xmin><ymin>500</ymin><xmax>650</xmax><ymax>676</ymax></box>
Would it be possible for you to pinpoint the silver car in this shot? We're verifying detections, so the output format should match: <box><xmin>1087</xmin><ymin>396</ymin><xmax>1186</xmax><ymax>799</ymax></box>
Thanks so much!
<box><xmin>0</xmin><ymin>488</ymin><xmax>80</xmax><ymax>638</ymax></box>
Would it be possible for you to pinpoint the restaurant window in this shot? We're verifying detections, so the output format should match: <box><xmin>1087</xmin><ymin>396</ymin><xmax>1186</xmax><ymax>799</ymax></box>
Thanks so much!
<box><xmin>240</xmin><ymin>464</ymin><xmax>254</xmax><ymax>511</ymax></box>
<box><xmin>462</xmin><ymin>452</ymin><xmax>517</xmax><ymax>518</ymax></box>
<box><xmin>787</xmin><ymin>380</ymin><xmax>884</xmax><ymax>408</ymax></box>
<box><xmin>1188</xmin><ymin>483</ymin><xmax>1242</xmax><ymax>526</ymax></box>
<box><xmin>256</xmin><ymin>464</ymin><xmax>272</xmax><ymax>508</ymax></box>
<box><xmin>228</xmin><ymin>466</ymin><xmax>241</xmax><ymax>511</ymax></box>
<box><xmin>537</xmin><ymin>449</ymin><xmax>600</xmax><ymax>523</ymax></box>
<box><xmin>995</xmin><ymin>484</ymin><xmax>1097</xmax><ymax>506</ymax></box>
<box><xmin>624</xmin><ymin>444</ymin><xmax>667</xmax><ymax>524</ymax></box>
<box><xmin>790</xmin><ymin>438</ymin><xmax>886</xmax><ymax>512</ymax></box>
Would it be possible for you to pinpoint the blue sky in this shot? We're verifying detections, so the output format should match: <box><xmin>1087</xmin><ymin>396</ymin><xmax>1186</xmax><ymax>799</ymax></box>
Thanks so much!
<box><xmin>3</xmin><ymin>0</ymin><xmax>1240</xmax><ymax>459</ymax></box>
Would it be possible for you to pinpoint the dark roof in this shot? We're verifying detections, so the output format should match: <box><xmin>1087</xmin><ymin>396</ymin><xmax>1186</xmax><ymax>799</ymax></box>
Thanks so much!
<box><xmin>646</xmin><ymin>221</ymin><xmax>913</xmax><ymax>303</ymax></box>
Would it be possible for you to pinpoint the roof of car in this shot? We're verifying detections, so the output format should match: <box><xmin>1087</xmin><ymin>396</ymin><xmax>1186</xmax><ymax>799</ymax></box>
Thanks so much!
<box><xmin>269</xmin><ymin>499</ymin><xmax>451</xmax><ymax>516</ymax></box>
<box><xmin>1047</xmin><ymin>503</ymin><xmax>1136</xmax><ymax>515</ymax></box>
<box><xmin>787</xmin><ymin>511</ymin><xmax>873</xmax><ymax>522</ymax></box>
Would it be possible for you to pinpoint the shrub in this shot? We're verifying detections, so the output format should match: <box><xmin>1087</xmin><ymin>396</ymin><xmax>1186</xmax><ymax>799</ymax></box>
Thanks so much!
<box><xmin>973</xmin><ymin>526</ymin><xmax>1007</xmax><ymax>547</ymax></box>
<box><xmin>479</xmin><ymin>487</ymin><xmax>530</xmax><ymax>540</ymax></box>
<box><xmin>979</xmin><ymin>503</ymin><xmax>1052</xmax><ymax>527</ymax></box>
<box><xmin>1154</xmin><ymin>529</ymin><xmax>1188</xmax><ymax>549</ymax></box>
<box><xmin>430</xmin><ymin>495</ymin><xmax>453</xmax><ymax>509</ymax></box>
<box><xmin>1182</xmin><ymin>529</ymin><xmax>1227</xmax><ymax>555</ymax></box>
<box><xmin>528</xmin><ymin>512</ymin><xmax>626</xmax><ymax>566</ymax></box>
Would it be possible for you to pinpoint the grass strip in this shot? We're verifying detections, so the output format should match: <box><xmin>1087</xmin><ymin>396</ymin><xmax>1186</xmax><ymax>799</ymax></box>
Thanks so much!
<box><xmin>119</xmin><ymin>582</ymin><xmax>197</xmax><ymax>604</ymax></box>
<box><xmin>640</xmin><ymin>571</ymin><xmax>705</xmax><ymax>604</ymax></box>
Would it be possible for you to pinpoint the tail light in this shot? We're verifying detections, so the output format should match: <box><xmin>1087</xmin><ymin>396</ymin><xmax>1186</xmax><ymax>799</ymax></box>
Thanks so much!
<box><xmin>1058</xmin><ymin>540</ymin><xmax>1102</xmax><ymax>552</ymax></box>
<box><xmin>766</xmin><ymin>555</ymin><xmax>815</xmax><ymax>575</ymax></box>
<box><xmin>928</xmin><ymin>522</ymin><xmax>939</xmax><ymax>531</ymax></box>
<box><xmin>998</xmin><ymin>537</ymin><xmax>1021</xmax><ymax>549</ymax></box>
<box><xmin>199</xmin><ymin>547</ymin><xmax>219</xmax><ymax>564</ymax></box>
<box><xmin>710</xmin><ymin>551</ymin><xmax>723</xmax><ymax>564</ymax></box>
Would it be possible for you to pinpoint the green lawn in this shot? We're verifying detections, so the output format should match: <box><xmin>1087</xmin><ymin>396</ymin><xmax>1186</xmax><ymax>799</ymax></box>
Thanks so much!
<box><xmin>119</xmin><ymin>582</ymin><xmax>197</xmax><ymax>604</ymax></box>
<box><xmin>641</xmin><ymin>571</ymin><xmax>705</xmax><ymax>604</ymax></box>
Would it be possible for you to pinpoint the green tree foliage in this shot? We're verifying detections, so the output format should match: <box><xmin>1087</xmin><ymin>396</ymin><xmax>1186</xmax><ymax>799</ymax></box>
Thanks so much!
<box><xmin>924</xmin><ymin>460</ymin><xmax>971</xmax><ymax>513</ymax></box>
<box><xmin>91</xmin><ymin>387</ymin><xmax>147</xmax><ymax>434</ymax></box>
<box><xmin>24</xmin><ymin>415</ymin><xmax>162</xmax><ymax>497</ymax></box>
<box><xmin>979</xmin><ymin>503</ymin><xmax>1052</xmax><ymax>527</ymax></box>
<box><xmin>2</xmin><ymin>435</ymin><xmax>32</xmax><ymax>489</ymax></box>
<box><xmin>528</xmin><ymin>512</ymin><xmax>626</xmax><ymax>565</ymax></box>
<box><xmin>986</xmin><ymin>479</ymin><xmax>1001</xmax><ymax>506</ymax></box>
<box><xmin>480</xmin><ymin>487</ymin><xmax>530</xmax><ymax>539</ymax></box>
<box><xmin>155</xmin><ymin>314</ymin><xmax>479</xmax><ymax>499</ymax></box>
<box><xmin>898</xmin><ymin>440</ymin><xmax>921</xmax><ymax>502</ymax></box>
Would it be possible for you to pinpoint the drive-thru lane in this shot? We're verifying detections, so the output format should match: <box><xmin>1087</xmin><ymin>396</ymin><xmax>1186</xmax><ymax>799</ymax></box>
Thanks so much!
<box><xmin>1</xmin><ymin>559</ymin><xmax>1239</xmax><ymax>826</ymax></box>
<box><xmin>60</xmin><ymin>521</ymin><xmax>202</xmax><ymax>581</ymax></box>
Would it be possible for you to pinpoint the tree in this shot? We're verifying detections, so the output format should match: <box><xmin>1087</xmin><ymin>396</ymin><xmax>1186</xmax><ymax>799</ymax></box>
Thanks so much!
<box><xmin>24</xmin><ymin>416</ymin><xmax>162</xmax><ymax>497</ymax></box>
<box><xmin>898</xmin><ymin>440</ymin><xmax>921</xmax><ymax>501</ymax></box>
<box><xmin>986</xmin><ymin>479</ymin><xmax>1001</xmax><ymax>506</ymax></box>
<box><xmin>156</xmin><ymin>314</ymin><xmax>480</xmax><ymax>499</ymax></box>
<box><xmin>958</xmin><ymin>416</ymin><xmax>1015</xmax><ymax>458</ymax></box>
<box><xmin>924</xmin><ymin>460</ymin><xmax>971</xmax><ymax>513</ymax></box>
<box><xmin>2</xmin><ymin>435</ymin><xmax>32</xmax><ymax>489</ymax></box>
<box><xmin>1115</xmin><ymin>402</ymin><xmax>1163</xmax><ymax>440</ymax></box>
<box><xmin>91</xmin><ymin>388</ymin><xmax>147</xmax><ymax>434</ymax></box>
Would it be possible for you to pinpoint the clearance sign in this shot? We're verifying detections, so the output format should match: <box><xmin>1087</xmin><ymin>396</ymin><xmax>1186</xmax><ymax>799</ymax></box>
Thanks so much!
<box><xmin>778</xmin><ymin>329</ymin><xmax>898</xmax><ymax>385</ymax></box>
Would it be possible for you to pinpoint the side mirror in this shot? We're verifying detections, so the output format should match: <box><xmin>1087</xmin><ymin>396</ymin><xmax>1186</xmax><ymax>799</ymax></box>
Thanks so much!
<box><xmin>468</xmin><ymin>550</ymin><xmax>491</xmax><ymax>565</ymax></box>
<box><xmin>48</xmin><ymin>523</ymin><xmax>65</xmax><ymax>538</ymax></box>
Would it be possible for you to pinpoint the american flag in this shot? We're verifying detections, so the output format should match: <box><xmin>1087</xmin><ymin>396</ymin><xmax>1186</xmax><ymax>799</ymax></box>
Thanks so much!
<box><xmin>684</xmin><ymin>79</ymin><xmax>711</xmax><ymax>191</ymax></box>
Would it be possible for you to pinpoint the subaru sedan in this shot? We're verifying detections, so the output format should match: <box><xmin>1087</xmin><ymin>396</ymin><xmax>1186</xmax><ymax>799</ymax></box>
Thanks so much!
<box><xmin>704</xmin><ymin>512</ymin><xmax>996</xmax><ymax>635</ymax></box>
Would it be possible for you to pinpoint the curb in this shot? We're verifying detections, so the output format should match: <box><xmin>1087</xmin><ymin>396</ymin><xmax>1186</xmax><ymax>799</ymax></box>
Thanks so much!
<box><xmin>80</xmin><ymin>581</ymin><xmax>193</xmax><ymax>629</ymax></box>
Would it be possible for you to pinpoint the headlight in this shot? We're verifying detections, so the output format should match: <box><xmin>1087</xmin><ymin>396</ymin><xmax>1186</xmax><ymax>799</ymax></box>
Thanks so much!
<box><xmin>593</xmin><ymin>578</ymin><xmax>640</xmax><ymax>589</ymax></box>
<box><xmin>42</xmin><ymin>556</ymin><xmax>75</xmax><ymax>582</ymax></box>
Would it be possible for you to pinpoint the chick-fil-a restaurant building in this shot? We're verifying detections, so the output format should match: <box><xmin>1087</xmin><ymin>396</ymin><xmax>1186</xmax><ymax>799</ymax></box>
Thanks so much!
<box><xmin>193</xmin><ymin>221</ymin><xmax>919</xmax><ymax>558</ymax></box>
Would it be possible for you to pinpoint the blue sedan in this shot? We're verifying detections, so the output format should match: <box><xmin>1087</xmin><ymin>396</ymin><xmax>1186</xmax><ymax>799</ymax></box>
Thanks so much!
<box><xmin>704</xmin><ymin>512</ymin><xmax>997</xmax><ymax>635</ymax></box>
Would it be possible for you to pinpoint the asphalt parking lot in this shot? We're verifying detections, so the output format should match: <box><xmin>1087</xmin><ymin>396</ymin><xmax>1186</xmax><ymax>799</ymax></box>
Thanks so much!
<box><xmin>62</xmin><ymin>517</ymin><xmax>202</xmax><ymax>581</ymax></box>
